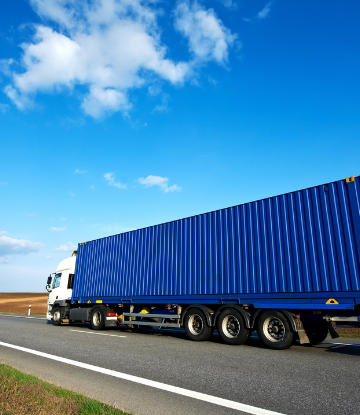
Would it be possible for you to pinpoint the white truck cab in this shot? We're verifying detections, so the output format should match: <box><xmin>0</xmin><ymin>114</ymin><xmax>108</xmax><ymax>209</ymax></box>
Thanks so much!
<box><xmin>46</xmin><ymin>249</ymin><xmax>118</xmax><ymax>329</ymax></box>
<box><xmin>46</xmin><ymin>251</ymin><xmax>76</xmax><ymax>320</ymax></box>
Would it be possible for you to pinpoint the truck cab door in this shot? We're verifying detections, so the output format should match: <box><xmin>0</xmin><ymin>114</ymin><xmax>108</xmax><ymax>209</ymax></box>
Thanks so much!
<box><xmin>48</xmin><ymin>271</ymin><xmax>73</xmax><ymax>302</ymax></box>
<box><xmin>48</xmin><ymin>272</ymin><xmax>62</xmax><ymax>305</ymax></box>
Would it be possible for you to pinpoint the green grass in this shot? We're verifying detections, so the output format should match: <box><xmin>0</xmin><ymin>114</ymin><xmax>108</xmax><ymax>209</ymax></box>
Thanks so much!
<box><xmin>0</xmin><ymin>363</ymin><xmax>131</xmax><ymax>415</ymax></box>
<box><xmin>327</xmin><ymin>333</ymin><xmax>360</xmax><ymax>339</ymax></box>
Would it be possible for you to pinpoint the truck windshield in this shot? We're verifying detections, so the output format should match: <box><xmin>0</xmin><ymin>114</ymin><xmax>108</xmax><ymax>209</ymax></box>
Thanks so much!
<box><xmin>52</xmin><ymin>273</ymin><xmax>62</xmax><ymax>289</ymax></box>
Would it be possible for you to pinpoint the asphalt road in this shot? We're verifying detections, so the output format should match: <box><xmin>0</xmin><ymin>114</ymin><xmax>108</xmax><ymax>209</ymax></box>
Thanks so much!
<box><xmin>0</xmin><ymin>314</ymin><xmax>359</xmax><ymax>415</ymax></box>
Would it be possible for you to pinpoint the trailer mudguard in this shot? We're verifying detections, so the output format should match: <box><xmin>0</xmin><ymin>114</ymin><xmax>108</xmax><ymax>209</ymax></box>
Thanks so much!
<box><xmin>251</xmin><ymin>309</ymin><xmax>298</xmax><ymax>332</ymax></box>
<box><xmin>181</xmin><ymin>304</ymin><xmax>213</xmax><ymax>327</ymax></box>
<box><xmin>213</xmin><ymin>305</ymin><xmax>251</xmax><ymax>328</ymax></box>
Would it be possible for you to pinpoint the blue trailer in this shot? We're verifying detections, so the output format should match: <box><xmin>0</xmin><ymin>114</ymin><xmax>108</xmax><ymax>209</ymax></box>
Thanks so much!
<box><xmin>46</xmin><ymin>176</ymin><xmax>360</xmax><ymax>349</ymax></box>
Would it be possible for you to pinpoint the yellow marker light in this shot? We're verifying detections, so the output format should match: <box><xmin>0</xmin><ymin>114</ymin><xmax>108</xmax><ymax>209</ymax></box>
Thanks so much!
<box><xmin>96</xmin><ymin>300</ymin><xmax>103</xmax><ymax>303</ymax></box>
<box><xmin>346</xmin><ymin>176</ymin><xmax>355</xmax><ymax>183</ymax></box>
<box><xmin>326</xmin><ymin>298</ymin><xmax>339</xmax><ymax>304</ymax></box>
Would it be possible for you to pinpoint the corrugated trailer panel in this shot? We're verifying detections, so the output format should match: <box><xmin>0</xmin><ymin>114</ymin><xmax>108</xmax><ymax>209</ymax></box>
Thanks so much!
<box><xmin>73</xmin><ymin>177</ymin><xmax>360</xmax><ymax>303</ymax></box>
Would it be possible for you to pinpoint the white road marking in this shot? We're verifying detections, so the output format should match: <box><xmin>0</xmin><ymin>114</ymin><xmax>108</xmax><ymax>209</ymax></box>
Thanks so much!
<box><xmin>0</xmin><ymin>341</ymin><xmax>285</xmax><ymax>415</ymax></box>
<box><xmin>70</xmin><ymin>329</ymin><xmax>126</xmax><ymax>338</ymax></box>
<box><xmin>0</xmin><ymin>314</ymin><xmax>46</xmax><ymax>320</ymax></box>
<box><xmin>322</xmin><ymin>341</ymin><xmax>360</xmax><ymax>347</ymax></box>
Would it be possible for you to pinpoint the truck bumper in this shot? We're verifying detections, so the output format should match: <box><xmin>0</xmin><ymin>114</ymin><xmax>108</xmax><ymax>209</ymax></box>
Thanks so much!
<box><xmin>105</xmin><ymin>320</ymin><xmax>117</xmax><ymax>327</ymax></box>
<box><xmin>46</xmin><ymin>305</ymin><xmax>53</xmax><ymax>320</ymax></box>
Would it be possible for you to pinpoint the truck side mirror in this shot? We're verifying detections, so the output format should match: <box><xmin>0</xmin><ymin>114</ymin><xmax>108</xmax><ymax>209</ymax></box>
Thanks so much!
<box><xmin>47</xmin><ymin>275</ymin><xmax>52</xmax><ymax>285</ymax></box>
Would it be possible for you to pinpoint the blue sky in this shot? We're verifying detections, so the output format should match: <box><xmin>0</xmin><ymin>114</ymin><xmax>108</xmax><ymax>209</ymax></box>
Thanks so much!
<box><xmin>0</xmin><ymin>0</ymin><xmax>359</xmax><ymax>292</ymax></box>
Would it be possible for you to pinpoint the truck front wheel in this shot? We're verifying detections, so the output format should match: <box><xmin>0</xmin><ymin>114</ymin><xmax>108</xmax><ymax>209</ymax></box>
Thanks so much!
<box><xmin>90</xmin><ymin>308</ymin><xmax>105</xmax><ymax>330</ymax></box>
<box><xmin>217</xmin><ymin>309</ymin><xmax>250</xmax><ymax>345</ymax></box>
<box><xmin>257</xmin><ymin>310</ymin><xmax>294</xmax><ymax>350</ymax></box>
<box><xmin>184</xmin><ymin>308</ymin><xmax>213</xmax><ymax>341</ymax></box>
<box><xmin>52</xmin><ymin>307</ymin><xmax>61</xmax><ymax>326</ymax></box>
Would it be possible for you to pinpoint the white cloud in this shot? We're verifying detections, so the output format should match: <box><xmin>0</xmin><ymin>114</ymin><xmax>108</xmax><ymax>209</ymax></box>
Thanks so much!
<box><xmin>217</xmin><ymin>0</ymin><xmax>238</xmax><ymax>10</ymax></box>
<box><xmin>174</xmin><ymin>1</ymin><xmax>237</xmax><ymax>64</ymax></box>
<box><xmin>153</xmin><ymin>93</ymin><xmax>170</xmax><ymax>113</ymax></box>
<box><xmin>3</xmin><ymin>0</ymin><xmax>235</xmax><ymax>118</ymax></box>
<box><xmin>257</xmin><ymin>1</ymin><xmax>273</xmax><ymax>19</ymax></box>
<box><xmin>50</xmin><ymin>226</ymin><xmax>67</xmax><ymax>232</ymax></box>
<box><xmin>148</xmin><ymin>85</ymin><xmax>162</xmax><ymax>96</ymax></box>
<box><xmin>0</xmin><ymin>181</ymin><xmax>8</xmax><ymax>185</ymax></box>
<box><xmin>4</xmin><ymin>85</ymin><xmax>33</xmax><ymax>110</ymax></box>
<box><xmin>75</xmin><ymin>169</ymin><xmax>87</xmax><ymax>174</ymax></box>
<box><xmin>0</xmin><ymin>58</ymin><xmax>14</xmax><ymax>77</ymax></box>
<box><xmin>69</xmin><ymin>191</ymin><xmax>76</xmax><ymax>196</ymax></box>
<box><xmin>4</xmin><ymin>1</ymin><xmax>190</xmax><ymax>118</ymax></box>
<box><xmin>164</xmin><ymin>184</ymin><xmax>182</xmax><ymax>193</ymax></box>
<box><xmin>44</xmin><ymin>255</ymin><xmax>52</xmax><ymax>260</ymax></box>
<box><xmin>0</xmin><ymin>233</ymin><xmax>43</xmax><ymax>263</ymax></box>
<box><xmin>104</xmin><ymin>172</ymin><xmax>127</xmax><ymax>189</ymax></box>
<box><xmin>138</xmin><ymin>175</ymin><xmax>181</xmax><ymax>193</ymax></box>
<box><xmin>82</xmin><ymin>86</ymin><xmax>131</xmax><ymax>118</ymax></box>
<box><xmin>55</xmin><ymin>241</ymin><xmax>77</xmax><ymax>252</ymax></box>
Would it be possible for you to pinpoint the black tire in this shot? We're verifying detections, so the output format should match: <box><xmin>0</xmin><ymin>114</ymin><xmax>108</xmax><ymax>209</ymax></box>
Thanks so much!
<box><xmin>303</xmin><ymin>321</ymin><xmax>328</xmax><ymax>345</ymax></box>
<box><xmin>184</xmin><ymin>308</ymin><xmax>213</xmax><ymax>341</ymax></box>
<box><xmin>52</xmin><ymin>307</ymin><xmax>61</xmax><ymax>326</ymax></box>
<box><xmin>257</xmin><ymin>310</ymin><xmax>294</xmax><ymax>350</ymax></box>
<box><xmin>216</xmin><ymin>309</ymin><xmax>250</xmax><ymax>345</ymax></box>
<box><xmin>90</xmin><ymin>308</ymin><xmax>105</xmax><ymax>330</ymax></box>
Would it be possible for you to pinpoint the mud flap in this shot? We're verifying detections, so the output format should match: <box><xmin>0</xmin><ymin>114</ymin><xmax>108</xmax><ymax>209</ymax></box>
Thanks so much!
<box><xmin>326</xmin><ymin>320</ymin><xmax>340</xmax><ymax>339</ymax></box>
<box><xmin>295</xmin><ymin>318</ymin><xmax>310</xmax><ymax>344</ymax></box>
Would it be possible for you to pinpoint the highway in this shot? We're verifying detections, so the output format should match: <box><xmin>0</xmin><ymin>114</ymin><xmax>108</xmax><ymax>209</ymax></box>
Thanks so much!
<box><xmin>0</xmin><ymin>314</ymin><xmax>359</xmax><ymax>415</ymax></box>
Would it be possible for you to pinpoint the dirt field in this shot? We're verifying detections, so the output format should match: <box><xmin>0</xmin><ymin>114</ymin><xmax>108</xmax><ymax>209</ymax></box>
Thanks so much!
<box><xmin>0</xmin><ymin>293</ymin><xmax>48</xmax><ymax>316</ymax></box>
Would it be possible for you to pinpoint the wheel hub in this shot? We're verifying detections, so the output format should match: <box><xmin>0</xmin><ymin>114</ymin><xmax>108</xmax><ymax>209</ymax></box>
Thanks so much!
<box><xmin>93</xmin><ymin>311</ymin><xmax>101</xmax><ymax>326</ymax></box>
<box><xmin>263</xmin><ymin>317</ymin><xmax>285</xmax><ymax>342</ymax></box>
<box><xmin>222</xmin><ymin>315</ymin><xmax>241</xmax><ymax>338</ymax></box>
<box><xmin>189</xmin><ymin>314</ymin><xmax>203</xmax><ymax>335</ymax></box>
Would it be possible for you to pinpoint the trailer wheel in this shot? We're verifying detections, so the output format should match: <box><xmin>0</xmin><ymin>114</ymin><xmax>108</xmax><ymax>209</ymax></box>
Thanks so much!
<box><xmin>52</xmin><ymin>307</ymin><xmax>61</xmax><ymax>326</ymax></box>
<box><xmin>184</xmin><ymin>308</ymin><xmax>213</xmax><ymax>341</ymax></box>
<box><xmin>257</xmin><ymin>310</ymin><xmax>293</xmax><ymax>350</ymax></box>
<box><xmin>303</xmin><ymin>321</ymin><xmax>328</xmax><ymax>345</ymax></box>
<box><xmin>216</xmin><ymin>309</ymin><xmax>249</xmax><ymax>345</ymax></box>
<box><xmin>90</xmin><ymin>308</ymin><xmax>105</xmax><ymax>330</ymax></box>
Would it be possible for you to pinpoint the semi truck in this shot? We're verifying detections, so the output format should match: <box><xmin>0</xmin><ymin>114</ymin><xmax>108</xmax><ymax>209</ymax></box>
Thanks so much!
<box><xmin>46</xmin><ymin>176</ymin><xmax>360</xmax><ymax>350</ymax></box>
